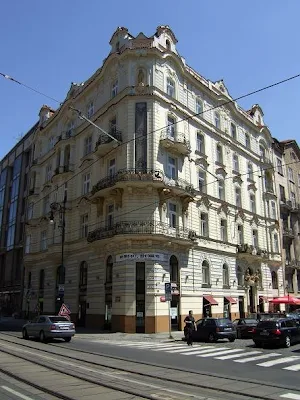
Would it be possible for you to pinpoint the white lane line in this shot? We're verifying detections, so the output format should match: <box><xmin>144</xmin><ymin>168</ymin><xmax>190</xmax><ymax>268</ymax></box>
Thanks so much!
<box><xmin>181</xmin><ymin>347</ymin><xmax>229</xmax><ymax>356</ymax></box>
<box><xmin>197</xmin><ymin>348</ymin><xmax>243</xmax><ymax>358</ymax></box>
<box><xmin>166</xmin><ymin>346</ymin><xmax>213</xmax><ymax>353</ymax></box>
<box><xmin>180</xmin><ymin>347</ymin><xmax>219</xmax><ymax>355</ymax></box>
<box><xmin>1</xmin><ymin>386</ymin><xmax>34</xmax><ymax>400</ymax></box>
<box><xmin>280</xmin><ymin>393</ymin><xmax>300</xmax><ymax>399</ymax></box>
<box><xmin>257</xmin><ymin>356</ymin><xmax>300</xmax><ymax>367</ymax></box>
<box><xmin>151</xmin><ymin>345</ymin><xmax>188</xmax><ymax>351</ymax></box>
<box><xmin>215</xmin><ymin>350</ymin><xmax>262</xmax><ymax>360</ymax></box>
<box><xmin>234</xmin><ymin>352</ymin><xmax>283</xmax><ymax>363</ymax></box>
<box><xmin>283</xmin><ymin>364</ymin><xmax>300</xmax><ymax>371</ymax></box>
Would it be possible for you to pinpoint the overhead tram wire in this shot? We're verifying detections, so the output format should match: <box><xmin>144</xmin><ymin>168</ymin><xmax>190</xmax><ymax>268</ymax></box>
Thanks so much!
<box><xmin>1</xmin><ymin>71</ymin><xmax>300</xmax><ymax>222</ymax></box>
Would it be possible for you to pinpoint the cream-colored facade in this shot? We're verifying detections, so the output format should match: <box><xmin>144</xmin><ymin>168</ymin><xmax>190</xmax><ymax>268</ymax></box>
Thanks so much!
<box><xmin>23</xmin><ymin>26</ymin><xmax>283</xmax><ymax>332</ymax></box>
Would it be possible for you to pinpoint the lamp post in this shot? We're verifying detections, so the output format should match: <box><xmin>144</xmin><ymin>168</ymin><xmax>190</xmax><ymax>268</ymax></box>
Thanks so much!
<box><xmin>49</xmin><ymin>194</ymin><xmax>67</xmax><ymax>310</ymax></box>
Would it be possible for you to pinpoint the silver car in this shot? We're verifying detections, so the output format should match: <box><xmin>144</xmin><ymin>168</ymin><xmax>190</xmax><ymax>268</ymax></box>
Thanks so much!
<box><xmin>22</xmin><ymin>315</ymin><xmax>75</xmax><ymax>342</ymax></box>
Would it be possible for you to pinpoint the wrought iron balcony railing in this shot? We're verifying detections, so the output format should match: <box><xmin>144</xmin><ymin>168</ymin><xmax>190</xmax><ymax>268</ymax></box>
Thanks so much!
<box><xmin>87</xmin><ymin>220</ymin><xmax>196</xmax><ymax>243</ymax></box>
<box><xmin>95</xmin><ymin>130</ymin><xmax>122</xmax><ymax>148</ymax></box>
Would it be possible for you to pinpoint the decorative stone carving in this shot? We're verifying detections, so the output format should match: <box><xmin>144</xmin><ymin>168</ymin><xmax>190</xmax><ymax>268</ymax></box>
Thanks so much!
<box><xmin>248</xmin><ymin>183</ymin><xmax>257</xmax><ymax>192</ymax></box>
<box><xmin>181</xmin><ymin>196</ymin><xmax>193</xmax><ymax>213</ymax></box>
<box><xmin>235</xmin><ymin>209</ymin><xmax>246</xmax><ymax>221</ymax></box>
<box><xmin>196</xmin><ymin>195</ymin><xmax>211</xmax><ymax>209</ymax></box>
<box><xmin>215</xmin><ymin>167</ymin><xmax>227</xmax><ymax>176</ymax></box>
<box><xmin>233</xmin><ymin>175</ymin><xmax>243</xmax><ymax>185</ymax></box>
<box><xmin>244</xmin><ymin>268</ymin><xmax>261</xmax><ymax>286</ymax></box>
<box><xmin>218</xmin><ymin>202</ymin><xmax>230</xmax><ymax>215</ymax></box>
<box><xmin>158</xmin><ymin>188</ymin><xmax>172</xmax><ymax>207</ymax></box>
<box><xmin>250</xmin><ymin>215</ymin><xmax>260</xmax><ymax>226</ymax></box>
<box><xmin>92</xmin><ymin>197</ymin><xmax>104</xmax><ymax>217</ymax></box>
<box><xmin>77</xmin><ymin>196</ymin><xmax>91</xmax><ymax>212</ymax></box>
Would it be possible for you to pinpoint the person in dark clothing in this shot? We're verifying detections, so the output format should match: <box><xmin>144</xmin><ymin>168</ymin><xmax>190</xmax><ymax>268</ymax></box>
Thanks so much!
<box><xmin>184</xmin><ymin>310</ymin><xmax>196</xmax><ymax>346</ymax></box>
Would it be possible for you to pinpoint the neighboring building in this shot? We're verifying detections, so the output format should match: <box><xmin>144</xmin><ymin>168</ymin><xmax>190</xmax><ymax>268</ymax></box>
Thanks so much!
<box><xmin>0</xmin><ymin>124</ymin><xmax>37</xmax><ymax>316</ymax></box>
<box><xmin>23</xmin><ymin>26</ymin><xmax>282</xmax><ymax>332</ymax></box>
<box><xmin>274</xmin><ymin>139</ymin><xmax>300</xmax><ymax>301</ymax></box>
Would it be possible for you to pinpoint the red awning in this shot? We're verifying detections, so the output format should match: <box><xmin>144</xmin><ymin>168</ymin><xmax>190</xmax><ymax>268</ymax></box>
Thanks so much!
<box><xmin>225</xmin><ymin>296</ymin><xmax>237</xmax><ymax>305</ymax></box>
<box><xmin>269</xmin><ymin>296</ymin><xmax>300</xmax><ymax>305</ymax></box>
<box><xmin>203</xmin><ymin>295</ymin><xmax>218</xmax><ymax>306</ymax></box>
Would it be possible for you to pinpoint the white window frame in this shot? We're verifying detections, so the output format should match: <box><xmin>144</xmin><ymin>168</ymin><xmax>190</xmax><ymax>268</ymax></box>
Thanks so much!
<box><xmin>84</xmin><ymin>135</ymin><xmax>92</xmax><ymax>156</ymax></box>
<box><xmin>250</xmin><ymin>193</ymin><xmax>256</xmax><ymax>213</ymax></box>
<box><xmin>200</xmin><ymin>213</ymin><xmax>208</xmax><ymax>237</ymax></box>
<box><xmin>25</xmin><ymin>235</ymin><xmax>31</xmax><ymax>254</ymax></box>
<box><xmin>245</xmin><ymin>133</ymin><xmax>250</xmax><ymax>148</ymax></box>
<box><xmin>40</xmin><ymin>230</ymin><xmax>48</xmax><ymax>251</ymax></box>
<box><xmin>233</xmin><ymin>154</ymin><xmax>239</xmax><ymax>172</ymax></box>
<box><xmin>216</xmin><ymin>144</ymin><xmax>223</xmax><ymax>163</ymax></box>
<box><xmin>87</xmin><ymin>101</ymin><xmax>94</xmax><ymax>118</ymax></box>
<box><xmin>248</xmin><ymin>163</ymin><xmax>254</xmax><ymax>180</ymax></box>
<box><xmin>167</xmin><ymin>156</ymin><xmax>177</xmax><ymax>180</ymax></box>
<box><xmin>235</xmin><ymin>187</ymin><xmax>241</xmax><ymax>207</ymax></box>
<box><xmin>196</xmin><ymin>98</ymin><xmax>203</xmax><ymax>115</ymax></box>
<box><xmin>196</xmin><ymin>132</ymin><xmax>204</xmax><ymax>153</ymax></box>
<box><xmin>218</xmin><ymin>178</ymin><xmax>225</xmax><ymax>200</ymax></box>
<box><xmin>270</xmin><ymin>201</ymin><xmax>276</xmax><ymax>219</ymax></box>
<box><xmin>220</xmin><ymin>219</ymin><xmax>227</xmax><ymax>242</ymax></box>
<box><xmin>231</xmin><ymin>123</ymin><xmax>237</xmax><ymax>139</ymax></box>
<box><xmin>112</xmin><ymin>80</ymin><xmax>118</xmax><ymax>98</ymax></box>
<box><xmin>288</xmin><ymin>167</ymin><xmax>294</xmax><ymax>182</ymax></box>
<box><xmin>80</xmin><ymin>214</ymin><xmax>89</xmax><ymax>238</ymax></box>
<box><xmin>166</xmin><ymin>77</ymin><xmax>175</xmax><ymax>98</ymax></box>
<box><xmin>108</xmin><ymin>159</ymin><xmax>116</xmax><ymax>177</ymax></box>
<box><xmin>237</xmin><ymin>225</ymin><xmax>243</xmax><ymax>245</ymax></box>
<box><xmin>198</xmin><ymin>171</ymin><xmax>206</xmax><ymax>193</ymax></box>
<box><xmin>82</xmin><ymin>173</ymin><xmax>91</xmax><ymax>195</ymax></box>
<box><xmin>252</xmin><ymin>229</ymin><xmax>258</xmax><ymax>248</ymax></box>
<box><xmin>167</xmin><ymin>116</ymin><xmax>176</xmax><ymax>138</ymax></box>
<box><xmin>168</xmin><ymin>202</ymin><xmax>177</xmax><ymax>228</ymax></box>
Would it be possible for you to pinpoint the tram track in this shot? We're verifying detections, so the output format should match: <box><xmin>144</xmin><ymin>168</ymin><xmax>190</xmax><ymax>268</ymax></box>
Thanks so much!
<box><xmin>0</xmin><ymin>332</ymin><xmax>299</xmax><ymax>400</ymax></box>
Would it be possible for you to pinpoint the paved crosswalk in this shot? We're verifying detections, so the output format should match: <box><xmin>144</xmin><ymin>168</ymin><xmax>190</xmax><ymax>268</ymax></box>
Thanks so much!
<box><xmin>96</xmin><ymin>340</ymin><xmax>300</xmax><ymax>373</ymax></box>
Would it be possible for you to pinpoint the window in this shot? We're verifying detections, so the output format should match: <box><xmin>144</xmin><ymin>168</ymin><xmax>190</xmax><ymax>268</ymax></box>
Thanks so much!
<box><xmin>166</xmin><ymin>77</ymin><xmax>175</xmax><ymax>98</ymax></box>
<box><xmin>43</xmin><ymin>195</ymin><xmax>50</xmax><ymax>215</ymax></box>
<box><xmin>216</xmin><ymin>144</ymin><xmax>223</xmax><ymax>163</ymax></box>
<box><xmin>279</xmin><ymin>185</ymin><xmax>286</xmax><ymax>202</ymax></box>
<box><xmin>112</xmin><ymin>80</ymin><xmax>118</xmax><ymax>98</ymax></box>
<box><xmin>66</xmin><ymin>121</ymin><xmax>74</xmax><ymax>137</ymax></box>
<box><xmin>45</xmin><ymin>164</ymin><xmax>52</xmax><ymax>182</ymax></box>
<box><xmin>214</xmin><ymin>112</ymin><xmax>220</xmax><ymax>129</ymax></box>
<box><xmin>237</xmin><ymin>225</ymin><xmax>244</xmax><ymax>245</ymax></box>
<box><xmin>196</xmin><ymin>98</ymin><xmax>203</xmax><ymax>115</ymax></box>
<box><xmin>274</xmin><ymin>233</ymin><xmax>279</xmax><ymax>253</ymax></box>
<box><xmin>252</xmin><ymin>229</ymin><xmax>258</xmax><ymax>248</ymax></box>
<box><xmin>233</xmin><ymin>154</ymin><xmax>239</xmax><ymax>172</ymax></box>
<box><xmin>82</xmin><ymin>173</ymin><xmax>91</xmax><ymax>195</ymax></box>
<box><xmin>106</xmin><ymin>256</ymin><xmax>113</xmax><ymax>283</ymax></box>
<box><xmin>48</xmin><ymin>136</ymin><xmax>55</xmax><ymax>151</ymax></box>
<box><xmin>218</xmin><ymin>178</ymin><xmax>225</xmax><ymax>200</ymax></box>
<box><xmin>87</xmin><ymin>101</ymin><xmax>94</xmax><ymax>118</ymax></box>
<box><xmin>291</xmin><ymin>192</ymin><xmax>296</xmax><ymax>208</ymax></box>
<box><xmin>167</xmin><ymin>116</ymin><xmax>176</xmax><ymax>138</ymax></box>
<box><xmin>250</xmin><ymin>194</ymin><xmax>256</xmax><ymax>213</ymax></box>
<box><xmin>198</xmin><ymin>171</ymin><xmax>206</xmax><ymax>193</ymax></box>
<box><xmin>200</xmin><ymin>213</ymin><xmax>208</xmax><ymax>237</ymax></box>
<box><xmin>245</xmin><ymin>133</ymin><xmax>250</xmax><ymax>148</ymax></box>
<box><xmin>220</xmin><ymin>219</ymin><xmax>227</xmax><ymax>242</ymax></box>
<box><xmin>272</xmin><ymin>271</ymin><xmax>278</xmax><ymax>289</ymax></box>
<box><xmin>247</xmin><ymin>163</ymin><xmax>254</xmax><ymax>180</ymax></box>
<box><xmin>223</xmin><ymin>264</ymin><xmax>229</xmax><ymax>286</ymax></box>
<box><xmin>237</xmin><ymin>266</ymin><xmax>243</xmax><ymax>286</ymax></box>
<box><xmin>166</xmin><ymin>39</ymin><xmax>171</xmax><ymax>50</ymax></box>
<box><xmin>6</xmin><ymin>225</ymin><xmax>15</xmax><ymax>250</ymax></box>
<box><xmin>196</xmin><ymin>132</ymin><xmax>205</xmax><ymax>153</ymax></box>
<box><xmin>84</xmin><ymin>136</ymin><xmax>92</xmax><ymax>156</ymax></box>
<box><xmin>107</xmin><ymin>204</ymin><xmax>114</xmax><ymax>228</ymax></box>
<box><xmin>277</xmin><ymin>158</ymin><xmax>283</xmax><ymax>175</ymax></box>
<box><xmin>40</xmin><ymin>230</ymin><xmax>48</xmax><ymax>251</ymax></box>
<box><xmin>108</xmin><ymin>159</ymin><xmax>116</xmax><ymax>177</ymax></box>
<box><xmin>259</xmin><ymin>145</ymin><xmax>266</xmax><ymax>161</ymax></box>
<box><xmin>235</xmin><ymin>187</ymin><xmax>242</xmax><ymax>207</ymax></box>
<box><xmin>202</xmin><ymin>261</ymin><xmax>210</xmax><ymax>285</ymax></box>
<box><xmin>167</xmin><ymin>156</ymin><xmax>176</xmax><ymax>179</ymax></box>
<box><xmin>27</xmin><ymin>202</ymin><xmax>34</xmax><ymax>220</ymax></box>
<box><xmin>80</xmin><ymin>214</ymin><xmax>89</xmax><ymax>238</ymax></box>
<box><xmin>270</xmin><ymin>201</ymin><xmax>276</xmax><ymax>219</ymax></box>
<box><xmin>25</xmin><ymin>235</ymin><xmax>31</xmax><ymax>254</ymax></box>
<box><xmin>288</xmin><ymin>167</ymin><xmax>294</xmax><ymax>182</ymax></box>
<box><xmin>231</xmin><ymin>123</ymin><xmax>237</xmax><ymax>140</ymax></box>
<box><xmin>170</xmin><ymin>255</ymin><xmax>179</xmax><ymax>282</ymax></box>
<box><xmin>168</xmin><ymin>203</ymin><xmax>177</xmax><ymax>228</ymax></box>
<box><xmin>109</xmin><ymin>117</ymin><xmax>117</xmax><ymax>134</ymax></box>
<box><xmin>79</xmin><ymin>261</ymin><xmax>88</xmax><ymax>287</ymax></box>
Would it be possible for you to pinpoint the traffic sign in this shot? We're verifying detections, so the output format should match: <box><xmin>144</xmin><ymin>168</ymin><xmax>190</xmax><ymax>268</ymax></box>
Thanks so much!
<box><xmin>165</xmin><ymin>282</ymin><xmax>171</xmax><ymax>294</ymax></box>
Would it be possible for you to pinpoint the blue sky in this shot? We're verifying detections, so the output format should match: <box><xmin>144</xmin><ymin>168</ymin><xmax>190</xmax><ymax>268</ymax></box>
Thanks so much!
<box><xmin>0</xmin><ymin>0</ymin><xmax>299</xmax><ymax>160</ymax></box>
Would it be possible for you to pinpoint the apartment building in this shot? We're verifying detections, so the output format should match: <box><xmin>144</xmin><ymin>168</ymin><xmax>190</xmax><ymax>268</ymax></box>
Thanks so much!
<box><xmin>274</xmin><ymin>139</ymin><xmax>300</xmax><ymax>301</ymax></box>
<box><xmin>0</xmin><ymin>124</ymin><xmax>36</xmax><ymax>316</ymax></box>
<box><xmin>23</xmin><ymin>26</ymin><xmax>283</xmax><ymax>332</ymax></box>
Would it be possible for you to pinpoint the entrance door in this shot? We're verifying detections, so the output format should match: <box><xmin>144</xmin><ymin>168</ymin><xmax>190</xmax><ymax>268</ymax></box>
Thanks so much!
<box><xmin>78</xmin><ymin>300</ymin><xmax>86</xmax><ymax>327</ymax></box>
<box><xmin>136</xmin><ymin>262</ymin><xmax>145</xmax><ymax>333</ymax></box>
<box><xmin>249</xmin><ymin>286</ymin><xmax>255</xmax><ymax>313</ymax></box>
<box><xmin>223</xmin><ymin>298</ymin><xmax>231</xmax><ymax>319</ymax></box>
<box><xmin>203</xmin><ymin>298</ymin><xmax>212</xmax><ymax>317</ymax></box>
<box><xmin>239</xmin><ymin>296</ymin><xmax>245</xmax><ymax>318</ymax></box>
<box><xmin>170</xmin><ymin>297</ymin><xmax>180</xmax><ymax>331</ymax></box>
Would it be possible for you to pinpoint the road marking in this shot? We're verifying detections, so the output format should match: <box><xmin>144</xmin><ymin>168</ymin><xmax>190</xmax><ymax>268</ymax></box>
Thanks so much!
<box><xmin>166</xmin><ymin>345</ymin><xmax>213</xmax><ymax>353</ymax></box>
<box><xmin>151</xmin><ymin>345</ymin><xmax>188</xmax><ymax>351</ymax></box>
<box><xmin>215</xmin><ymin>350</ymin><xmax>262</xmax><ymax>360</ymax></box>
<box><xmin>280</xmin><ymin>394</ymin><xmax>300</xmax><ymax>399</ymax></box>
<box><xmin>1</xmin><ymin>386</ymin><xmax>34</xmax><ymax>400</ymax></box>
<box><xmin>234</xmin><ymin>352</ymin><xmax>281</xmax><ymax>363</ymax></box>
<box><xmin>257</xmin><ymin>356</ymin><xmax>300</xmax><ymax>367</ymax></box>
<box><xmin>283</xmin><ymin>364</ymin><xmax>300</xmax><ymax>371</ymax></box>
<box><xmin>197</xmin><ymin>348</ymin><xmax>243</xmax><ymax>357</ymax></box>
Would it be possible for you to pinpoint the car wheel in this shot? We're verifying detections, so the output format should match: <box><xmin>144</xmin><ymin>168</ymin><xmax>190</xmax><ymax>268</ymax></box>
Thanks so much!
<box><xmin>284</xmin><ymin>335</ymin><xmax>291</xmax><ymax>348</ymax></box>
<box><xmin>22</xmin><ymin>329</ymin><xmax>28</xmax><ymax>340</ymax></box>
<box><xmin>254</xmin><ymin>340</ymin><xmax>262</xmax><ymax>347</ymax></box>
<box><xmin>64</xmin><ymin>337</ymin><xmax>71</xmax><ymax>342</ymax></box>
<box><xmin>39</xmin><ymin>330</ymin><xmax>47</xmax><ymax>343</ymax></box>
<box><xmin>229</xmin><ymin>337</ymin><xmax>235</xmax><ymax>343</ymax></box>
<box><xmin>208</xmin><ymin>333</ymin><xmax>216</xmax><ymax>343</ymax></box>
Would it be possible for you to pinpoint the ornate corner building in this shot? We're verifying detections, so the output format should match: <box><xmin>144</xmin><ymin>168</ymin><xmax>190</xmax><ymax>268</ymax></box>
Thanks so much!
<box><xmin>21</xmin><ymin>25</ymin><xmax>288</xmax><ymax>332</ymax></box>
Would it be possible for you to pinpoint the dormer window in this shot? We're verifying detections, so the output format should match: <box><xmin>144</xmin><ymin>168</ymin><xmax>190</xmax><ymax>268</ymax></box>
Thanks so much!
<box><xmin>166</xmin><ymin>39</ymin><xmax>171</xmax><ymax>50</ymax></box>
<box><xmin>196</xmin><ymin>98</ymin><xmax>203</xmax><ymax>115</ymax></box>
<box><xmin>167</xmin><ymin>77</ymin><xmax>175</xmax><ymax>98</ymax></box>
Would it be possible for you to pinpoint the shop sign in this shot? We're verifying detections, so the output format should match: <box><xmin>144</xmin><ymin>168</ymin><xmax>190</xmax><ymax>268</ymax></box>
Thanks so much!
<box><xmin>116</xmin><ymin>253</ymin><xmax>166</xmax><ymax>262</ymax></box>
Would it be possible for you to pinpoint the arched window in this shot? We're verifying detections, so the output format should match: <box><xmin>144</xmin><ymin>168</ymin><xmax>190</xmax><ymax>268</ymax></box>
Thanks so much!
<box><xmin>106</xmin><ymin>256</ymin><xmax>113</xmax><ymax>283</ymax></box>
<box><xmin>170</xmin><ymin>255</ymin><xmax>179</xmax><ymax>282</ymax></box>
<box><xmin>79</xmin><ymin>261</ymin><xmax>88</xmax><ymax>287</ymax></box>
<box><xmin>271</xmin><ymin>271</ymin><xmax>278</xmax><ymax>289</ymax></box>
<box><xmin>56</xmin><ymin>265</ymin><xmax>65</xmax><ymax>286</ymax></box>
<box><xmin>223</xmin><ymin>264</ymin><xmax>229</xmax><ymax>286</ymax></box>
<box><xmin>166</xmin><ymin>39</ymin><xmax>171</xmax><ymax>50</ymax></box>
<box><xmin>237</xmin><ymin>266</ymin><xmax>243</xmax><ymax>286</ymax></box>
<box><xmin>202</xmin><ymin>260</ymin><xmax>210</xmax><ymax>285</ymax></box>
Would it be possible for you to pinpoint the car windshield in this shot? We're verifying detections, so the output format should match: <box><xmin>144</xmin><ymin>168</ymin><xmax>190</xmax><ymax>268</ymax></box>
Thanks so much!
<box><xmin>258</xmin><ymin>320</ymin><xmax>278</xmax><ymax>329</ymax></box>
<box><xmin>245</xmin><ymin>319</ymin><xmax>257</xmax><ymax>324</ymax></box>
<box><xmin>49</xmin><ymin>317</ymin><xmax>69</xmax><ymax>322</ymax></box>
<box><xmin>217</xmin><ymin>318</ymin><xmax>231</xmax><ymax>325</ymax></box>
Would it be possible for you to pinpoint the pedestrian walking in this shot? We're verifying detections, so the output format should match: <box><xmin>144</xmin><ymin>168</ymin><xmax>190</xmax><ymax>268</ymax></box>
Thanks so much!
<box><xmin>184</xmin><ymin>310</ymin><xmax>196</xmax><ymax>346</ymax></box>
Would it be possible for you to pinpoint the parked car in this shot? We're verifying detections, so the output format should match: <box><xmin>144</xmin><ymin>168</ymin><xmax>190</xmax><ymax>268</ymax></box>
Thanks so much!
<box><xmin>22</xmin><ymin>315</ymin><xmax>75</xmax><ymax>342</ymax></box>
<box><xmin>233</xmin><ymin>318</ymin><xmax>258</xmax><ymax>339</ymax></box>
<box><xmin>252</xmin><ymin>318</ymin><xmax>300</xmax><ymax>348</ymax></box>
<box><xmin>192</xmin><ymin>318</ymin><xmax>236</xmax><ymax>343</ymax></box>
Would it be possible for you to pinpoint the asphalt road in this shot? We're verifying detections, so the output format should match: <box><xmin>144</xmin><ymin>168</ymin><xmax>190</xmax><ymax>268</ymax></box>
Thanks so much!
<box><xmin>58</xmin><ymin>337</ymin><xmax>300</xmax><ymax>391</ymax></box>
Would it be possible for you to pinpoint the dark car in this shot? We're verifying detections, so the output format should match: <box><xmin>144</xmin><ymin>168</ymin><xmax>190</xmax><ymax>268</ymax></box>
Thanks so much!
<box><xmin>192</xmin><ymin>318</ymin><xmax>236</xmax><ymax>343</ymax></box>
<box><xmin>252</xmin><ymin>318</ymin><xmax>300</xmax><ymax>348</ymax></box>
<box><xmin>233</xmin><ymin>318</ymin><xmax>258</xmax><ymax>339</ymax></box>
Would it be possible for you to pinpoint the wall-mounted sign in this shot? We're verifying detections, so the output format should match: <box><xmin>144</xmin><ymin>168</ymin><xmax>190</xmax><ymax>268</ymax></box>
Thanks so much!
<box><xmin>116</xmin><ymin>253</ymin><xmax>166</xmax><ymax>262</ymax></box>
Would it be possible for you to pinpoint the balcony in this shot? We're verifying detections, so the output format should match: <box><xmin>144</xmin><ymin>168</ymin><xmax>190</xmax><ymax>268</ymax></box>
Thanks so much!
<box><xmin>87</xmin><ymin>220</ymin><xmax>196</xmax><ymax>245</ymax></box>
<box><xmin>236</xmin><ymin>244</ymin><xmax>268</xmax><ymax>261</ymax></box>
<box><xmin>91</xmin><ymin>169</ymin><xmax>196</xmax><ymax>198</ymax></box>
<box><xmin>280</xmin><ymin>199</ymin><xmax>292</xmax><ymax>211</ymax></box>
<box><xmin>160</xmin><ymin>130</ymin><xmax>191</xmax><ymax>156</ymax></box>
<box><xmin>52</xmin><ymin>164</ymin><xmax>74</xmax><ymax>181</ymax></box>
<box><xmin>95</xmin><ymin>130</ymin><xmax>122</xmax><ymax>157</ymax></box>
<box><xmin>259</xmin><ymin>155</ymin><xmax>273</xmax><ymax>168</ymax></box>
<box><xmin>283</xmin><ymin>227</ymin><xmax>294</xmax><ymax>239</ymax></box>
<box><xmin>291</xmin><ymin>203</ymin><xmax>300</xmax><ymax>214</ymax></box>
